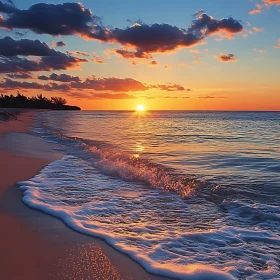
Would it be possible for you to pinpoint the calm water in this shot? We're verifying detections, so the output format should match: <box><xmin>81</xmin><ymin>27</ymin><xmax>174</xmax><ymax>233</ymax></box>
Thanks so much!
<box><xmin>19</xmin><ymin>111</ymin><xmax>280</xmax><ymax>279</ymax></box>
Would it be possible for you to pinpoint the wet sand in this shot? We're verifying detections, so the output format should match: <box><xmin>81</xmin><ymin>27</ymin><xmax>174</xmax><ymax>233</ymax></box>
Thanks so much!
<box><xmin>0</xmin><ymin>111</ymin><xmax>166</xmax><ymax>280</ymax></box>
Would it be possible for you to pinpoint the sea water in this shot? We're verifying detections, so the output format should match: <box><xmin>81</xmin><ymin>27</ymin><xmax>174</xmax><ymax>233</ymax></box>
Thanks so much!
<box><xmin>19</xmin><ymin>111</ymin><xmax>280</xmax><ymax>279</ymax></box>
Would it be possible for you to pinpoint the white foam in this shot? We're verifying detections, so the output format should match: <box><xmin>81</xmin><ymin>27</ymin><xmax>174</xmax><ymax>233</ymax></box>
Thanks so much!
<box><xmin>18</xmin><ymin>156</ymin><xmax>280</xmax><ymax>280</ymax></box>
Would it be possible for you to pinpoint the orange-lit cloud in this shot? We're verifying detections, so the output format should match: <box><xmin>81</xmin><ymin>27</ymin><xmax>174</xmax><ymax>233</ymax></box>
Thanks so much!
<box><xmin>52</xmin><ymin>41</ymin><xmax>66</xmax><ymax>47</ymax></box>
<box><xmin>249</xmin><ymin>4</ymin><xmax>263</xmax><ymax>14</ymax></box>
<box><xmin>249</xmin><ymin>1</ymin><xmax>280</xmax><ymax>15</ymax></box>
<box><xmin>253</xmin><ymin>27</ymin><xmax>264</xmax><ymax>32</ymax></box>
<box><xmin>274</xmin><ymin>39</ymin><xmax>280</xmax><ymax>48</ymax></box>
<box><xmin>263</xmin><ymin>0</ymin><xmax>280</xmax><ymax>5</ymax></box>
<box><xmin>189</xmin><ymin>49</ymin><xmax>201</xmax><ymax>53</ymax></box>
<box><xmin>253</xmin><ymin>48</ymin><xmax>266</xmax><ymax>53</ymax></box>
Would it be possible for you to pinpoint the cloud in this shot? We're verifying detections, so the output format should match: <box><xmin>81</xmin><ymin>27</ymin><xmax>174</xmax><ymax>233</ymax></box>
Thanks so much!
<box><xmin>253</xmin><ymin>48</ymin><xmax>266</xmax><ymax>53</ymax></box>
<box><xmin>111</xmin><ymin>14</ymin><xmax>243</xmax><ymax>58</ymax></box>
<box><xmin>6</xmin><ymin>72</ymin><xmax>32</xmax><ymax>79</ymax></box>
<box><xmin>249</xmin><ymin>4</ymin><xmax>263</xmax><ymax>14</ymax></box>
<box><xmin>189</xmin><ymin>49</ymin><xmax>201</xmax><ymax>53</ymax></box>
<box><xmin>0</xmin><ymin>37</ymin><xmax>87</xmax><ymax>73</ymax></box>
<box><xmin>70</xmin><ymin>77</ymin><xmax>186</xmax><ymax>92</ymax></box>
<box><xmin>53</xmin><ymin>41</ymin><xmax>66</xmax><ymax>47</ymax></box>
<box><xmin>0</xmin><ymin>2</ymin><xmax>101</xmax><ymax>36</ymax></box>
<box><xmin>275</xmin><ymin>39</ymin><xmax>280</xmax><ymax>48</ymax></box>
<box><xmin>0</xmin><ymin>78</ymin><xmax>70</xmax><ymax>90</ymax></box>
<box><xmin>262</xmin><ymin>0</ymin><xmax>280</xmax><ymax>5</ymax></box>
<box><xmin>148</xmin><ymin>83</ymin><xmax>186</xmax><ymax>91</ymax></box>
<box><xmin>114</xmin><ymin>48</ymin><xmax>152</xmax><ymax>59</ymax></box>
<box><xmin>249</xmin><ymin>1</ymin><xmax>280</xmax><ymax>15</ymax></box>
<box><xmin>0</xmin><ymin>36</ymin><xmax>63</xmax><ymax>56</ymax></box>
<box><xmin>0</xmin><ymin>55</ymin><xmax>87</xmax><ymax>73</ymax></box>
<box><xmin>163</xmin><ymin>96</ymin><xmax>190</xmax><ymax>99</ymax></box>
<box><xmin>0</xmin><ymin>1</ymin><xmax>18</xmax><ymax>14</ymax></box>
<box><xmin>150</xmin><ymin>60</ymin><xmax>157</xmax><ymax>65</ymax></box>
<box><xmin>193</xmin><ymin>9</ymin><xmax>205</xmax><ymax>17</ymax></box>
<box><xmin>68</xmin><ymin>92</ymin><xmax>137</xmax><ymax>99</ymax></box>
<box><xmin>70</xmin><ymin>77</ymin><xmax>147</xmax><ymax>92</ymax></box>
<box><xmin>0</xmin><ymin>72</ymin><xmax>188</xmax><ymax>94</ymax></box>
<box><xmin>215</xmin><ymin>53</ymin><xmax>237</xmax><ymax>62</ymax></box>
<box><xmin>38</xmin><ymin>73</ymin><xmax>81</xmax><ymax>82</ymax></box>
<box><xmin>0</xmin><ymin>78</ymin><xmax>72</xmax><ymax>91</ymax></box>
<box><xmin>199</xmin><ymin>96</ymin><xmax>225</xmax><ymax>99</ymax></box>
<box><xmin>67</xmin><ymin>50</ymin><xmax>89</xmax><ymax>57</ymax></box>
<box><xmin>0</xmin><ymin>2</ymin><xmax>243</xmax><ymax>58</ymax></box>
<box><xmin>92</xmin><ymin>53</ymin><xmax>107</xmax><ymax>64</ymax></box>
<box><xmin>253</xmin><ymin>27</ymin><xmax>264</xmax><ymax>32</ymax></box>
<box><xmin>0</xmin><ymin>78</ymin><xmax>44</xmax><ymax>90</ymax></box>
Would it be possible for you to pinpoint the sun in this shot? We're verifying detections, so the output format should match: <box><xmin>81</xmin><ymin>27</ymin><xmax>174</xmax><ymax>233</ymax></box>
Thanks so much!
<box><xmin>136</xmin><ymin>104</ymin><xmax>145</xmax><ymax>111</ymax></box>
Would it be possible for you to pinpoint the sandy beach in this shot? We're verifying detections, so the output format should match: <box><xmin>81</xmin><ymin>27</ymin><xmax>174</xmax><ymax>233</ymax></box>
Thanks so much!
<box><xmin>0</xmin><ymin>111</ymin><xmax>166</xmax><ymax>280</ymax></box>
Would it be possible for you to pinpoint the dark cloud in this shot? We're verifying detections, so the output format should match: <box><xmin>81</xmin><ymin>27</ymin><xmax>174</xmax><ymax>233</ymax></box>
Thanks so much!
<box><xmin>15</xmin><ymin>31</ymin><xmax>26</xmax><ymax>37</ymax></box>
<box><xmin>0</xmin><ymin>37</ymin><xmax>87</xmax><ymax>73</ymax></box>
<box><xmin>0</xmin><ymin>36</ymin><xmax>63</xmax><ymax>56</ymax></box>
<box><xmin>0</xmin><ymin>55</ymin><xmax>87</xmax><ymax>73</ymax></box>
<box><xmin>111</xmin><ymin>14</ymin><xmax>243</xmax><ymax>59</ymax></box>
<box><xmin>114</xmin><ymin>48</ymin><xmax>152</xmax><ymax>59</ymax></box>
<box><xmin>0</xmin><ymin>2</ymin><xmax>101</xmax><ymax>36</ymax></box>
<box><xmin>0</xmin><ymin>1</ymin><xmax>18</xmax><ymax>14</ymax></box>
<box><xmin>6</xmin><ymin>72</ymin><xmax>32</xmax><ymax>79</ymax></box>
<box><xmin>0</xmin><ymin>78</ymin><xmax>43</xmax><ymax>90</ymax></box>
<box><xmin>71</xmin><ymin>77</ymin><xmax>147</xmax><ymax>92</ymax></box>
<box><xmin>0</xmin><ymin>2</ymin><xmax>243</xmax><ymax>58</ymax></box>
<box><xmin>38</xmin><ymin>73</ymin><xmax>81</xmax><ymax>82</ymax></box>
<box><xmin>54</xmin><ymin>41</ymin><xmax>66</xmax><ymax>47</ymax></box>
<box><xmin>215</xmin><ymin>53</ymin><xmax>237</xmax><ymax>62</ymax></box>
<box><xmin>0</xmin><ymin>78</ymin><xmax>71</xmax><ymax>91</ymax></box>
<box><xmin>43</xmin><ymin>82</ymin><xmax>71</xmax><ymax>91</ymax></box>
<box><xmin>6</xmin><ymin>0</ymin><xmax>15</xmax><ymax>6</ymax></box>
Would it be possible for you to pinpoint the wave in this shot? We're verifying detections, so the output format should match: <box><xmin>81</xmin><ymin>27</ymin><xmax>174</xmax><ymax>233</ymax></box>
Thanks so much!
<box><xmin>34</xmin><ymin>119</ymin><xmax>214</xmax><ymax>199</ymax></box>
<box><xmin>17</xmin><ymin>156</ymin><xmax>280</xmax><ymax>280</ymax></box>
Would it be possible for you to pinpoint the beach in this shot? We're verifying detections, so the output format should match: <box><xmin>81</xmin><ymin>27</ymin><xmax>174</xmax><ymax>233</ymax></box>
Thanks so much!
<box><xmin>0</xmin><ymin>111</ymin><xmax>166</xmax><ymax>280</ymax></box>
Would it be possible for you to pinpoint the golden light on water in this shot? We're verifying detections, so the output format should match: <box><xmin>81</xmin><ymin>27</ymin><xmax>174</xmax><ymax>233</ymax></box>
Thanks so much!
<box><xmin>136</xmin><ymin>104</ymin><xmax>145</xmax><ymax>112</ymax></box>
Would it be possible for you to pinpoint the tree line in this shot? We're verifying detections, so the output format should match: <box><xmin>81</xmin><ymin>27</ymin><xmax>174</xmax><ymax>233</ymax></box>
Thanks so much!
<box><xmin>0</xmin><ymin>92</ymin><xmax>80</xmax><ymax>110</ymax></box>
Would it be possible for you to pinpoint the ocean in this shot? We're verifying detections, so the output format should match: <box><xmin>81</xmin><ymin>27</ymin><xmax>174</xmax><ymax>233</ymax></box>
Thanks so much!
<box><xmin>19</xmin><ymin>111</ymin><xmax>280</xmax><ymax>279</ymax></box>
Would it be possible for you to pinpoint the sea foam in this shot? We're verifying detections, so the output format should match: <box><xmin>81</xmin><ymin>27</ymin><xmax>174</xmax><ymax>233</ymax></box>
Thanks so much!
<box><xmin>18</xmin><ymin>156</ymin><xmax>280</xmax><ymax>280</ymax></box>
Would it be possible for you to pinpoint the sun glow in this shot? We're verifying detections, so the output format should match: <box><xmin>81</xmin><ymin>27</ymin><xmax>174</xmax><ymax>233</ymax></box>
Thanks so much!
<box><xmin>136</xmin><ymin>104</ymin><xmax>145</xmax><ymax>111</ymax></box>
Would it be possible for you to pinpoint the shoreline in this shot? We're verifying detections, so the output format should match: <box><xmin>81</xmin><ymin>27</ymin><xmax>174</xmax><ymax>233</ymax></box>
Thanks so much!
<box><xmin>0</xmin><ymin>111</ymin><xmax>167</xmax><ymax>280</ymax></box>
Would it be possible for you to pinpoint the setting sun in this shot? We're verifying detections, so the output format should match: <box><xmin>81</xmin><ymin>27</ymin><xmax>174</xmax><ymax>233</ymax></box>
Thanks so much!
<box><xmin>136</xmin><ymin>104</ymin><xmax>145</xmax><ymax>111</ymax></box>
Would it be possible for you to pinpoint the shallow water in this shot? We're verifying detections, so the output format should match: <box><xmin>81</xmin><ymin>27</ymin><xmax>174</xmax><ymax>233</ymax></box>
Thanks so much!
<box><xmin>19</xmin><ymin>111</ymin><xmax>280</xmax><ymax>279</ymax></box>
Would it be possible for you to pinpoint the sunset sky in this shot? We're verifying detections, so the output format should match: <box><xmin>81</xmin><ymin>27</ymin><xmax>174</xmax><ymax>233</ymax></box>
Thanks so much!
<box><xmin>0</xmin><ymin>0</ymin><xmax>279</xmax><ymax>110</ymax></box>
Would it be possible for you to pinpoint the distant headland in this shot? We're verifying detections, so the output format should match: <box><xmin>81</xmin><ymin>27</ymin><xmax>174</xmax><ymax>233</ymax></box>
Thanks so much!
<box><xmin>0</xmin><ymin>92</ymin><xmax>80</xmax><ymax>110</ymax></box>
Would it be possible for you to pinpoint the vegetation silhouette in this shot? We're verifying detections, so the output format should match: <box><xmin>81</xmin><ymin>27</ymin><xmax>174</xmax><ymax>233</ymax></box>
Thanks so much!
<box><xmin>0</xmin><ymin>92</ymin><xmax>80</xmax><ymax>110</ymax></box>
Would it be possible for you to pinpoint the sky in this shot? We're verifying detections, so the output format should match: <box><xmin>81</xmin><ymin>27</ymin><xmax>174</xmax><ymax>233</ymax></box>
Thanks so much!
<box><xmin>0</xmin><ymin>0</ymin><xmax>279</xmax><ymax>110</ymax></box>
